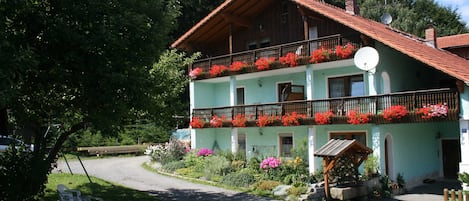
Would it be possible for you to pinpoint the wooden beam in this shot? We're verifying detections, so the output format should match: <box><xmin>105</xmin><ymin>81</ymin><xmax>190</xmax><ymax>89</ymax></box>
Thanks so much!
<box><xmin>323</xmin><ymin>158</ymin><xmax>330</xmax><ymax>199</ymax></box>
<box><xmin>297</xmin><ymin>6</ymin><xmax>309</xmax><ymax>41</ymax></box>
<box><xmin>222</xmin><ymin>13</ymin><xmax>251</xmax><ymax>27</ymax></box>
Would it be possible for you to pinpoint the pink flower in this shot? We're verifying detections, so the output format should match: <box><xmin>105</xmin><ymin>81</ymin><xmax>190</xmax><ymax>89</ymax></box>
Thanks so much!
<box><xmin>260</xmin><ymin>157</ymin><xmax>282</xmax><ymax>170</ymax></box>
<box><xmin>189</xmin><ymin>67</ymin><xmax>203</xmax><ymax>79</ymax></box>
<box><xmin>197</xmin><ymin>148</ymin><xmax>213</xmax><ymax>156</ymax></box>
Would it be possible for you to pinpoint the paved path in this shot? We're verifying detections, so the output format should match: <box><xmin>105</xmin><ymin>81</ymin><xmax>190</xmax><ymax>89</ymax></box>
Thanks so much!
<box><xmin>55</xmin><ymin>156</ymin><xmax>274</xmax><ymax>201</ymax></box>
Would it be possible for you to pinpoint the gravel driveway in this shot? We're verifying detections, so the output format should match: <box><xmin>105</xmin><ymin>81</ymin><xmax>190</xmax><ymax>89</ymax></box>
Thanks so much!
<box><xmin>55</xmin><ymin>156</ymin><xmax>274</xmax><ymax>201</ymax></box>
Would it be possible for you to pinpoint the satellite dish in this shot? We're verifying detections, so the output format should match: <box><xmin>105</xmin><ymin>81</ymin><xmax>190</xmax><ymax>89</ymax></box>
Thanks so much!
<box><xmin>354</xmin><ymin>47</ymin><xmax>379</xmax><ymax>72</ymax></box>
<box><xmin>380</xmin><ymin>13</ymin><xmax>393</xmax><ymax>25</ymax></box>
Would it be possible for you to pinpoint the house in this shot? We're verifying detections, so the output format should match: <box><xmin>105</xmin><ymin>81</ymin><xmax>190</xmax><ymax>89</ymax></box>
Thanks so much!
<box><xmin>172</xmin><ymin>0</ymin><xmax>469</xmax><ymax>189</ymax></box>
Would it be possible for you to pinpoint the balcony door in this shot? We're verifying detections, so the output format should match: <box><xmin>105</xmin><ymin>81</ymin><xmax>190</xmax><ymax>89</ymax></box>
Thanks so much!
<box><xmin>237</xmin><ymin>87</ymin><xmax>245</xmax><ymax>105</ymax></box>
<box><xmin>278</xmin><ymin>82</ymin><xmax>292</xmax><ymax>102</ymax></box>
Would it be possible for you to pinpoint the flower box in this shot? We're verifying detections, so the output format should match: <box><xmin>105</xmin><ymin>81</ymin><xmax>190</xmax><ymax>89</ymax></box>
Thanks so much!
<box><xmin>347</xmin><ymin>110</ymin><xmax>370</xmax><ymax>125</ymax></box>
<box><xmin>282</xmin><ymin>112</ymin><xmax>306</xmax><ymax>126</ymax></box>
<box><xmin>382</xmin><ymin>105</ymin><xmax>408</xmax><ymax>121</ymax></box>
<box><xmin>314</xmin><ymin>111</ymin><xmax>334</xmax><ymax>125</ymax></box>
<box><xmin>190</xmin><ymin>117</ymin><xmax>205</xmax><ymax>128</ymax></box>
<box><xmin>416</xmin><ymin>103</ymin><xmax>448</xmax><ymax>119</ymax></box>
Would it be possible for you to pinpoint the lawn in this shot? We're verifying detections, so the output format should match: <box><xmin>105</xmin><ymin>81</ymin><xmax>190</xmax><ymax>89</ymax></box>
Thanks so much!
<box><xmin>41</xmin><ymin>173</ymin><xmax>159</xmax><ymax>201</ymax></box>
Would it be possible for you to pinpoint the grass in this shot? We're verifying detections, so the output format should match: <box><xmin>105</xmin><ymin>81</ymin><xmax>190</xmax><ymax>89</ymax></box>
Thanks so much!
<box><xmin>40</xmin><ymin>173</ymin><xmax>159</xmax><ymax>201</ymax></box>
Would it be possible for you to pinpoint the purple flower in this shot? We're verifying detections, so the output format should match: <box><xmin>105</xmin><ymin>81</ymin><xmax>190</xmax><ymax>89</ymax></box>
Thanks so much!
<box><xmin>260</xmin><ymin>157</ymin><xmax>282</xmax><ymax>170</ymax></box>
<box><xmin>197</xmin><ymin>148</ymin><xmax>213</xmax><ymax>156</ymax></box>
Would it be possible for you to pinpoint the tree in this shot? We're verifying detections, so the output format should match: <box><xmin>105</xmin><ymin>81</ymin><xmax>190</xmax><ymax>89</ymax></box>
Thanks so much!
<box><xmin>327</xmin><ymin>0</ymin><xmax>468</xmax><ymax>37</ymax></box>
<box><xmin>0</xmin><ymin>0</ymin><xmax>191</xmax><ymax>200</ymax></box>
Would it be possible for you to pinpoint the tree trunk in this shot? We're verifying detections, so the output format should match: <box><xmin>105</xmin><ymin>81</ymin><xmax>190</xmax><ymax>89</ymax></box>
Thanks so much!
<box><xmin>0</xmin><ymin>108</ymin><xmax>8</xmax><ymax>136</ymax></box>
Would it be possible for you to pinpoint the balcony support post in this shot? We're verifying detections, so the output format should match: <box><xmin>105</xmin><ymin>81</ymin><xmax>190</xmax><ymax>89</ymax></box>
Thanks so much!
<box><xmin>308</xmin><ymin>126</ymin><xmax>317</xmax><ymax>174</ymax></box>
<box><xmin>306</xmin><ymin>65</ymin><xmax>314</xmax><ymax>100</ymax></box>
<box><xmin>230</xmin><ymin>76</ymin><xmax>237</xmax><ymax>107</ymax></box>
<box><xmin>231</xmin><ymin>128</ymin><xmax>238</xmax><ymax>154</ymax></box>
<box><xmin>460</xmin><ymin>85</ymin><xmax>469</xmax><ymax>190</ymax></box>
<box><xmin>368</xmin><ymin>71</ymin><xmax>377</xmax><ymax>96</ymax></box>
<box><xmin>371</xmin><ymin>126</ymin><xmax>381</xmax><ymax>169</ymax></box>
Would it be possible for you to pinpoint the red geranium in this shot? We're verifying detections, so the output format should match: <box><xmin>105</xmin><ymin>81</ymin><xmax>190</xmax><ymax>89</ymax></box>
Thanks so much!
<box><xmin>310</xmin><ymin>48</ymin><xmax>333</xmax><ymax>63</ymax></box>
<box><xmin>232</xmin><ymin>113</ymin><xmax>247</xmax><ymax>127</ymax></box>
<box><xmin>210</xmin><ymin>115</ymin><xmax>226</xmax><ymax>128</ymax></box>
<box><xmin>229</xmin><ymin>61</ymin><xmax>248</xmax><ymax>72</ymax></box>
<box><xmin>347</xmin><ymin>110</ymin><xmax>370</xmax><ymax>125</ymax></box>
<box><xmin>279</xmin><ymin>52</ymin><xmax>298</xmax><ymax>67</ymax></box>
<box><xmin>256</xmin><ymin>114</ymin><xmax>279</xmax><ymax>127</ymax></box>
<box><xmin>314</xmin><ymin>111</ymin><xmax>334</xmax><ymax>125</ymax></box>
<box><xmin>189</xmin><ymin>67</ymin><xmax>203</xmax><ymax>79</ymax></box>
<box><xmin>255</xmin><ymin>57</ymin><xmax>276</xmax><ymax>71</ymax></box>
<box><xmin>209</xmin><ymin>65</ymin><xmax>227</xmax><ymax>77</ymax></box>
<box><xmin>335</xmin><ymin>43</ymin><xmax>356</xmax><ymax>59</ymax></box>
<box><xmin>382</xmin><ymin>105</ymin><xmax>407</xmax><ymax>121</ymax></box>
<box><xmin>190</xmin><ymin>117</ymin><xmax>205</xmax><ymax>128</ymax></box>
<box><xmin>416</xmin><ymin>103</ymin><xmax>448</xmax><ymax>119</ymax></box>
<box><xmin>282</xmin><ymin>112</ymin><xmax>306</xmax><ymax>126</ymax></box>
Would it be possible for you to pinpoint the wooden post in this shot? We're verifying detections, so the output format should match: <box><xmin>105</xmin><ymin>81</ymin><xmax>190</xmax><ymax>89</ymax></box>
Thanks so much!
<box><xmin>458</xmin><ymin>190</ymin><xmax>462</xmax><ymax>201</ymax></box>
<box><xmin>443</xmin><ymin>188</ymin><xmax>448</xmax><ymax>201</ymax></box>
<box><xmin>323</xmin><ymin>158</ymin><xmax>330</xmax><ymax>199</ymax></box>
<box><xmin>465</xmin><ymin>192</ymin><xmax>469</xmax><ymax>201</ymax></box>
<box><xmin>451</xmin><ymin>189</ymin><xmax>455</xmax><ymax>201</ymax></box>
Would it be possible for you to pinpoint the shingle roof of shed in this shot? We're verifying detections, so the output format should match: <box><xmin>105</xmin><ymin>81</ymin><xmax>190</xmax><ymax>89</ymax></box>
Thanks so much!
<box><xmin>314</xmin><ymin>139</ymin><xmax>372</xmax><ymax>157</ymax></box>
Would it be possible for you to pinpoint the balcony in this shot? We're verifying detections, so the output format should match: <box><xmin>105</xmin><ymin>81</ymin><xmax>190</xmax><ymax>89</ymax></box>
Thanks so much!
<box><xmin>191</xmin><ymin>88</ymin><xmax>459</xmax><ymax>127</ymax></box>
<box><xmin>189</xmin><ymin>34</ymin><xmax>359</xmax><ymax>80</ymax></box>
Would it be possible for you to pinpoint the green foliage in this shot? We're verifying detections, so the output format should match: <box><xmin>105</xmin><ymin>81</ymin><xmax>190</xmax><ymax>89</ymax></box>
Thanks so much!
<box><xmin>364</xmin><ymin>155</ymin><xmax>379</xmax><ymax>178</ymax></box>
<box><xmin>221</xmin><ymin>172</ymin><xmax>256</xmax><ymax>188</ymax></box>
<box><xmin>254</xmin><ymin>180</ymin><xmax>281</xmax><ymax>191</ymax></box>
<box><xmin>247</xmin><ymin>157</ymin><xmax>261</xmax><ymax>173</ymax></box>
<box><xmin>203</xmin><ymin>155</ymin><xmax>230</xmax><ymax>180</ymax></box>
<box><xmin>183</xmin><ymin>151</ymin><xmax>205</xmax><ymax>172</ymax></box>
<box><xmin>231</xmin><ymin>160</ymin><xmax>246</xmax><ymax>172</ymax></box>
<box><xmin>291</xmin><ymin>138</ymin><xmax>308</xmax><ymax>163</ymax></box>
<box><xmin>287</xmin><ymin>186</ymin><xmax>307</xmax><ymax>196</ymax></box>
<box><xmin>173</xmin><ymin>0</ymin><xmax>224</xmax><ymax>39</ymax></box>
<box><xmin>161</xmin><ymin>160</ymin><xmax>186</xmax><ymax>173</ymax></box>
<box><xmin>175</xmin><ymin>167</ymin><xmax>204</xmax><ymax>178</ymax></box>
<box><xmin>396</xmin><ymin>173</ymin><xmax>406</xmax><ymax>188</ymax></box>
<box><xmin>312</xmin><ymin>168</ymin><xmax>324</xmax><ymax>183</ymax></box>
<box><xmin>459</xmin><ymin>172</ymin><xmax>469</xmax><ymax>184</ymax></box>
<box><xmin>151</xmin><ymin>139</ymin><xmax>186</xmax><ymax>165</ymax></box>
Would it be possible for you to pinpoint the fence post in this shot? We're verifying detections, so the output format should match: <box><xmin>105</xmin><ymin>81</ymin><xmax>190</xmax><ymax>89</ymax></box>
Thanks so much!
<box><xmin>444</xmin><ymin>188</ymin><xmax>448</xmax><ymax>201</ymax></box>
<box><xmin>465</xmin><ymin>192</ymin><xmax>469</xmax><ymax>201</ymax></box>
<box><xmin>458</xmin><ymin>190</ymin><xmax>462</xmax><ymax>201</ymax></box>
<box><xmin>451</xmin><ymin>189</ymin><xmax>455</xmax><ymax>201</ymax></box>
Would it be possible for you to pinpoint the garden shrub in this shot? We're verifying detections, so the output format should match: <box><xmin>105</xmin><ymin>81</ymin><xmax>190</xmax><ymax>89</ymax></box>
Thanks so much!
<box><xmin>151</xmin><ymin>138</ymin><xmax>187</xmax><ymax>165</ymax></box>
<box><xmin>254</xmin><ymin>180</ymin><xmax>281</xmax><ymax>191</ymax></box>
<box><xmin>161</xmin><ymin>160</ymin><xmax>185</xmax><ymax>173</ymax></box>
<box><xmin>221</xmin><ymin>172</ymin><xmax>256</xmax><ymax>188</ymax></box>
<box><xmin>175</xmin><ymin>167</ymin><xmax>204</xmax><ymax>178</ymax></box>
<box><xmin>231</xmin><ymin>160</ymin><xmax>245</xmax><ymax>171</ymax></box>
<box><xmin>203</xmin><ymin>155</ymin><xmax>230</xmax><ymax>180</ymax></box>
<box><xmin>183</xmin><ymin>151</ymin><xmax>205</xmax><ymax>172</ymax></box>
<box><xmin>287</xmin><ymin>186</ymin><xmax>307</xmax><ymax>196</ymax></box>
<box><xmin>247</xmin><ymin>157</ymin><xmax>261</xmax><ymax>173</ymax></box>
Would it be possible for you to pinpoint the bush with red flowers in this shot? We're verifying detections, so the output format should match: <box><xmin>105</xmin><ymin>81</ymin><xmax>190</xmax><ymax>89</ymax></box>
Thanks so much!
<box><xmin>347</xmin><ymin>110</ymin><xmax>370</xmax><ymax>125</ymax></box>
<box><xmin>190</xmin><ymin>117</ymin><xmax>205</xmax><ymax>128</ymax></box>
<box><xmin>314</xmin><ymin>111</ymin><xmax>334</xmax><ymax>125</ymax></box>
<box><xmin>279</xmin><ymin>52</ymin><xmax>298</xmax><ymax>67</ymax></box>
<box><xmin>282</xmin><ymin>112</ymin><xmax>306</xmax><ymax>126</ymax></box>
<box><xmin>229</xmin><ymin>61</ymin><xmax>248</xmax><ymax>72</ymax></box>
<box><xmin>382</xmin><ymin>105</ymin><xmax>407</xmax><ymax>121</ymax></box>
<box><xmin>335</xmin><ymin>43</ymin><xmax>356</xmax><ymax>59</ymax></box>
<box><xmin>209</xmin><ymin>65</ymin><xmax>227</xmax><ymax>77</ymax></box>
<box><xmin>256</xmin><ymin>114</ymin><xmax>279</xmax><ymax>127</ymax></box>
<box><xmin>232</xmin><ymin>113</ymin><xmax>247</xmax><ymax>127</ymax></box>
<box><xmin>416</xmin><ymin>103</ymin><xmax>448</xmax><ymax>119</ymax></box>
<box><xmin>255</xmin><ymin>57</ymin><xmax>276</xmax><ymax>71</ymax></box>
<box><xmin>189</xmin><ymin>67</ymin><xmax>203</xmax><ymax>79</ymax></box>
<box><xmin>310</xmin><ymin>47</ymin><xmax>333</xmax><ymax>63</ymax></box>
<box><xmin>210</xmin><ymin>115</ymin><xmax>226</xmax><ymax>128</ymax></box>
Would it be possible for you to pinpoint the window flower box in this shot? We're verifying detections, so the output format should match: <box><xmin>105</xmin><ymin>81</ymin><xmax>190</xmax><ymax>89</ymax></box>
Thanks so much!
<box><xmin>347</xmin><ymin>110</ymin><xmax>370</xmax><ymax>125</ymax></box>
<box><xmin>310</xmin><ymin>47</ymin><xmax>333</xmax><ymax>63</ymax></box>
<box><xmin>279</xmin><ymin>52</ymin><xmax>298</xmax><ymax>67</ymax></box>
<box><xmin>190</xmin><ymin>117</ymin><xmax>205</xmax><ymax>128</ymax></box>
<box><xmin>232</xmin><ymin>113</ymin><xmax>247</xmax><ymax>127</ymax></box>
<box><xmin>335</xmin><ymin>43</ymin><xmax>356</xmax><ymax>59</ymax></box>
<box><xmin>189</xmin><ymin>67</ymin><xmax>203</xmax><ymax>79</ymax></box>
<box><xmin>255</xmin><ymin>57</ymin><xmax>276</xmax><ymax>71</ymax></box>
<box><xmin>256</xmin><ymin>114</ymin><xmax>279</xmax><ymax>127</ymax></box>
<box><xmin>416</xmin><ymin>103</ymin><xmax>448</xmax><ymax>119</ymax></box>
<box><xmin>209</xmin><ymin>65</ymin><xmax>227</xmax><ymax>77</ymax></box>
<box><xmin>314</xmin><ymin>111</ymin><xmax>334</xmax><ymax>125</ymax></box>
<box><xmin>382</xmin><ymin>105</ymin><xmax>408</xmax><ymax>121</ymax></box>
<box><xmin>282</xmin><ymin>112</ymin><xmax>306</xmax><ymax>126</ymax></box>
<box><xmin>210</xmin><ymin>115</ymin><xmax>226</xmax><ymax>127</ymax></box>
<box><xmin>229</xmin><ymin>61</ymin><xmax>248</xmax><ymax>72</ymax></box>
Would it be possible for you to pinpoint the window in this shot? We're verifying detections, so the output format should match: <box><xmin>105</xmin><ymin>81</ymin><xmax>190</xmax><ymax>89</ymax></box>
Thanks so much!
<box><xmin>278</xmin><ymin>82</ymin><xmax>292</xmax><ymax>102</ymax></box>
<box><xmin>238</xmin><ymin>133</ymin><xmax>246</xmax><ymax>153</ymax></box>
<box><xmin>236</xmin><ymin>87</ymin><xmax>245</xmax><ymax>105</ymax></box>
<box><xmin>329</xmin><ymin>132</ymin><xmax>366</xmax><ymax>146</ymax></box>
<box><xmin>328</xmin><ymin>75</ymin><xmax>364</xmax><ymax>98</ymax></box>
<box><xmin>279</xmin><ymin>133</ymin><xmax>293</xmax><ymax>157</ymax></box>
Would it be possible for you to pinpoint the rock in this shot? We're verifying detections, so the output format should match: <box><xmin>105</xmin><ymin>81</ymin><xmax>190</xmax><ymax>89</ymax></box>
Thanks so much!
<box><xmin>272</xmin><ymin>185</ymin><xmax>291</xmax><ymax>196</ymax></box>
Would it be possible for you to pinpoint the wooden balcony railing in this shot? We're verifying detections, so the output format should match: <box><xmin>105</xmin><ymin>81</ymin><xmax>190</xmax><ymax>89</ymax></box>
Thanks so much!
<box><xmin>192</xmin><ymin>88</ymin><xmax>459</xmax><ymax>127</ymax></box>
<box><xmin>190</xmin><ymin>34</ymin><xmax>359</xmax><ymax>79</ymax></box>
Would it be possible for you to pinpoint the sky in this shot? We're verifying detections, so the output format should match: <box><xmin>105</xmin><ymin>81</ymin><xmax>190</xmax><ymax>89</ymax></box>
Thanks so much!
<box><xmin>434</xmin><ymin>0</ymin><xmax>469</xmax><ymax>27</ymax></box>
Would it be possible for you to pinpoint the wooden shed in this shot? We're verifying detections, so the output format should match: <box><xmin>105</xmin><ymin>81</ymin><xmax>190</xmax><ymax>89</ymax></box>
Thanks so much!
<box><xmin>314</xmin><ymin>139</ymin><xmax>373</xmax><ymax>199</ymax></box>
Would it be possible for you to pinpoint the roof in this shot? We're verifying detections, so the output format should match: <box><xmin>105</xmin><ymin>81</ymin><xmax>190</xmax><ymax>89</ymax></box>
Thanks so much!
<box><xmin>172</xmin><ymin>0</ymin><xmax>469</xmax><ymax>82</ymax></box>
<box><xmin>314</xmin><ymin>139</ymin><xmax>372</xmax><ymax>157</ymax></box>
<box><xmin>437</xmin><ymin>34</ymin><xmax>469</xmax><ymax>49</ymax></box>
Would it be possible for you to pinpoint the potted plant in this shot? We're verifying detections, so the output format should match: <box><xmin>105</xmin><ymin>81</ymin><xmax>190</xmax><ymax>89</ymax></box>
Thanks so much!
<box><xmin>346</xmin><ymin>110</ymin><xmax>370</xmax><ymax>124</ymax></box>
<box><xmin>229</xmin><ymin>61</ymin><xmax>248</xmax><ymax>72</ymax></box>
<box><xmin>209</xmin><ymin>64</ymin><xmax>227</xmax><ymax>77</ymax></box>
<box><xmin>282</xmin><ymin>112</ymin><xmax>305</xmax><ymax>126</ymax></box>
<box><xmin>382</xmin><ymin>105</ymin><xmax>407</xmax><ymax>121</ymax></box>
<box><xmin>209</xmin><ymin>115</ymin><xmax>225</xmax><ymax>128</ymax></box>
<box><xmin>314</xmin><ymin>111</ymin><xmax>334</xmax><ymax>125</ymax></box>
<box><xmin>232</xmin><ymin>113</ymin><xmax>247</xmax><ymax>127</ymax></box>
<box><xmin>189</xmin><ymin>67</ymin><xmax>203</xmax><ymax>79</ymax></box>
<box><xmin>279</xmin><ymin>52</ymin><xmax>298</xmax><ymax>67</ymax></box>
<box><xmin>189</xmin><ymin>117</ymin><xmax>205</xmax><ymax>128</ymax></box>
<box><xmin>256</xmin><ymin>114</ymin><xmax>279</xmax><ymax>127</ymax></box>
<box><xmin>255</xmin><ymin>57</ymin><xmax>276</xmax><ymax>71</ymax></box>
<box><xmin>416</xmin><ymin>103</ymin><xmax>448</xmax><ymax>119</ymax></box>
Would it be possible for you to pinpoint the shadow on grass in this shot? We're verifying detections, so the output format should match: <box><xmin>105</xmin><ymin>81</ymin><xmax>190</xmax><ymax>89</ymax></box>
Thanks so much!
<box><xmin>146</xmin><ymin>188</ymin><xmax>274</xmax><ymax>201</ymax></box>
